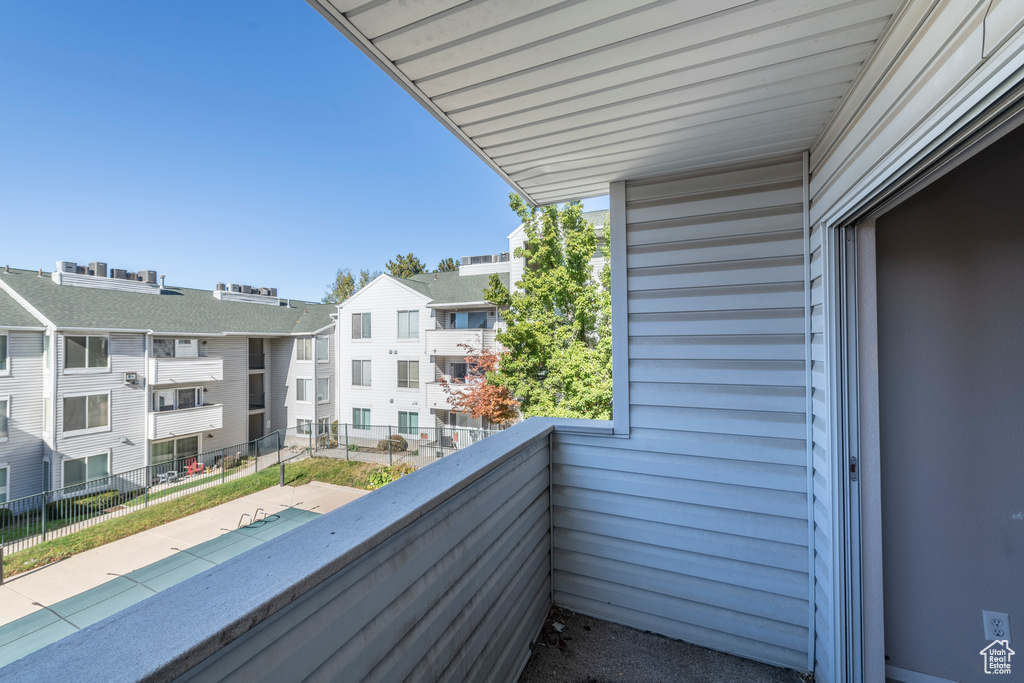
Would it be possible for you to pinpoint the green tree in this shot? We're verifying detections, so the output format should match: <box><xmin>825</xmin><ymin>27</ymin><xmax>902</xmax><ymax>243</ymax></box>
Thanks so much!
<box><xmin>322</xmin><ymin>268</ymin><xmax>356</xmax><ymax>304</ymax></box>
<box><xmin>386</xmin><ymin>253</ymin><xmax>427</xmax><ymax>279</ymax></box>
<box><xmin>435</xmin><ymin>257</ymin><xmax>460</xmax><ymax>272</ymax></box>
<box><xmin>322</xmin><ymin>268</ymin><xmax>380</xmax><ymax>304</ymax></box>
<box><xmin>483</xmin><ymin>194</ymin><xmax>611</xmax><ymax>419</ymax></box>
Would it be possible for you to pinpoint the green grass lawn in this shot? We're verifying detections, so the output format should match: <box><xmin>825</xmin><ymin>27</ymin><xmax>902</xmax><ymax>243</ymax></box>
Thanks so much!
<box><xmin>123</xmin><ymin>465</ymin><xmax>250</xmax><ymax>507</ymax></box>
<box><xmin>1</xmin><ymin>458</ymin><xmax>380</xmax><ymax>580</ymax></box>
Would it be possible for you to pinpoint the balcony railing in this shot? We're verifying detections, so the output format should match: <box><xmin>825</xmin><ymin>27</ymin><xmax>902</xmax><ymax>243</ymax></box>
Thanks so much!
<box><xmin>147</xmin><ymin>404</ymin><xmax>223</xmax><ymax>441</ymax></box>
<box><xmin>424</xmin><ymin>327</ymin><xmax>497</xmax><ymax>356</ymax></box>
<box><xmin>148</xmin><ymin>356</ymin><xmax>224</xmax><ymax>385</ymax></box>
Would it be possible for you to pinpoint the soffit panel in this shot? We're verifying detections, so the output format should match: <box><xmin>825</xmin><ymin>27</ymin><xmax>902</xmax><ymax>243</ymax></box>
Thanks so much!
<box><xmin>315</xmin><ymin>0</ymin><xmax>904</xmax><ymax>205</ymax></box>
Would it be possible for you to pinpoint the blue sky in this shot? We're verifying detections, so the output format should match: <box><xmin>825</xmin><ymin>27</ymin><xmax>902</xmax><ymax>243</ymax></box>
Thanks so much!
<box><xmin>0</xmin><ymin>2</ymin><xmax>608</xmax><ymax>302</ymax></box>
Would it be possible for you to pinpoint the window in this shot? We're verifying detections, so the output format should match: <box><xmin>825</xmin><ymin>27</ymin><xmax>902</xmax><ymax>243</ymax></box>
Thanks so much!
<box><xmin>63</xmin><ymin>393</ymin><xmax>109</xmax><ymax>433</ymax></box>
<box><xmin>397</xmin><ymin>311</ymin><xmax>419</xmax><ymax>339</ymax></box>
<box><xmin>316</xmin><ymin>335</ymin><xmax>329</xmax><ymax>362</ymax></box>
<box><xmin>0</xmin><ymin>397</ymin><xmax>8</xmax><ymax>441</ymax></box>
<box><xmin>317</xmin><ymin>377</ymin><xmax>330</xmax><ymax>403</ymax></box>
<box><xmin>352</xmin><ymin>407</ymin><xmax>371</xmax><ymax>429</ymax></box>
<box><xmin>352</xmin><ymin>360</ymin><xmax>371</xmax><ymax>386</ymax></box>
<box><xmin>351</xmin><ymin>312</ymin><xmax>371</xmax><ymax>339</ymax></box>
<box><xmin>296</xmin><ymin>377</ymin><xmax>313</xmax><ymax>402</ymax></box>
<box><xmin>450</xmin><ymin>362</ymin><xmax>478</xmax><ymax>381</ymax></box>
<box><xmin>296</xmin><ymin>337</ymin><xmax>313</xmax><ymax>361</ymax></box>
<box><xmin>450</xmin><ymin>311</ymin><xmax>488</xmax><ymax>329</ymax></box>
<box><xmin>152</xmin><ymin>338</ymin><xmax>199</xmax><ymax>359</ymax></box>
<box><xmin>297</xmin><ymin>418</ymin><xmax>312</xmax><ymax>435</ymax></box>
<box><xmin>0</xmin><ymin>333</ymin><xmax>7</xmax><ymax>373</ymax></box>
<box><xmin>151</xmin><ymin>436</ymin><xmax>198</xmax><ymax>468</ymax></box>
<box><xmin>42</xmin><ymin>460</ymin><xmax>50</xmax><ymax>493</ymax></box>
<box><xmin>65</xmin><ymin>335</ymin><xmax>108</xmax><ymax>369</ymax></box>
<box><xmin>398</xmin><ymin>411</ymin><xmax>419</xmax><ymax>435</ymax></box>
<box><xmin>63</xmin><ymin>453</ymin><xmax>109</xmax><ymax>489</ymax></box>
<box><xmin>0</xmin><ymin>466</ymin><xmax>7</xmax><ymax>503</ymax></box>
<box><xmin>317</xmin><ymin>417</ymin><xmax>331</xmax><ymax>437</ymax></box>
<box><xmin>153</xmin><ymin>388</ymin><xmax>203</xmax><ymax>412</ymax></box>
<box><xmin>397</xmin><ymin>360</ymin><xmax>419</xmax><ymax>389</ymax></box>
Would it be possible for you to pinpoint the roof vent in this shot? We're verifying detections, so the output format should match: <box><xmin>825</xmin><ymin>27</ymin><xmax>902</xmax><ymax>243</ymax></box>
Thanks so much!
<box><xmin>216</xmin><ymin>282</ymin><xmax>226</xmax><ymax>292</ymax></box>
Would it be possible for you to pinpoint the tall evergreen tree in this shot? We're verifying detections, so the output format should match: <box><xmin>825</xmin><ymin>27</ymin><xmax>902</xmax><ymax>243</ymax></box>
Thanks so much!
<box><xmin>386</xmin><ymin>253</ymin><xmax>426</xmax><ymax>278</ymax></box>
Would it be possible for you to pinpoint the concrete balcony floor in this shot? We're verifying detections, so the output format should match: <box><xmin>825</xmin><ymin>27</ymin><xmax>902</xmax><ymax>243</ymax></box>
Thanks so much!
<box><xmin>519</xmin><ymin>607</ymin><xmax>806</xmax><ymax>683</ymax></box>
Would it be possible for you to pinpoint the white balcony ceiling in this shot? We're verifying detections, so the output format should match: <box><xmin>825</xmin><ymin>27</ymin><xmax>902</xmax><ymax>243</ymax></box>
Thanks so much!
<box><xmin>309</xmin><ymin>0</ymin><xmax>904</xmax><ymax>206</ymax></box>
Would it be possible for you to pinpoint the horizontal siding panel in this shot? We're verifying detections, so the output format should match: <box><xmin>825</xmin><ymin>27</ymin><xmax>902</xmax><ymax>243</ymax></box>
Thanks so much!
<box><xmin>629</xmin><ymin>335</ymin><xmax>805</xmax><ymax>361</ymax></box>
<box><xmin>630</xmin><ymin>358</ymin><xmax>806</xmax><ymax>387</ymax></box>
<box><xmin>554</xmin><ymin>485</ymin><xmax>807</xmax><ymax>547</ymax></box>
<box><xmin>554</xmin><ymin>529</ymin><xmax>807</xmax><ymax>599</ymax></box>
<box><xmin>554</xmin><ymin>549</ymin><xmax>808</xmax><ymax>626</ymax></box>
<box><xmin>628</xmin><ymin>256</ymin><xmax>805</xmax><ymax>290</ymax></box>
<box><xmin>554</xmin><ymin>463</ymin><xmax>807</xmax><ymax>519</ymax></box>
<box><xmin>628</xmin><ymin>404</ymin><xmax>807</xmax><ymax>441</ymax></box>
<box><xmin>627</xmin><ymin>282</ymin><xmax>805</xmax><ymax>313</ymax></box>
<box><xmin>629</xmin><ymin>308</ymin><xmax>805</xmax><ymax>337</ymax></box>
<box><xmin>555</xmin><ymin>505</ymin><xmax>807</xmax><ymax>574</ymax></box>
<box><xmin>625</xmin><ymin>185</ymin><xmax>802</xmax><ymax>225</ymax></box>
<box><xmin>630</xmin><ymin>382</ymin><xmax>805</xmax><ymax>413</ymax></box>
<box><xmin>627</xmin><ymin>204</ymin><xmax>805</xmax><ymax>246</ymax></box>
<box><xmin>554</xmin><ymin>438</ymin><xmax>806</xmax><ymax>488</ymax></box>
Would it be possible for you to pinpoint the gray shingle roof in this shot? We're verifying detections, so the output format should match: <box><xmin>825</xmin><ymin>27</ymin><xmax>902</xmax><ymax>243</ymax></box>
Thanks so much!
<box><xmin>0</xmin><ymin>269</ymin><xmax>335</xmax><ymax>335</ymax></box>
<box><xmin>395</xmin><ymin>271</ymin><xmax>509</xmax><ymax>305</ymax></box>
<box><xmin>0</xmin><ymin>285</ymin><xmax>44</xmax><ymax>328</ymax></box>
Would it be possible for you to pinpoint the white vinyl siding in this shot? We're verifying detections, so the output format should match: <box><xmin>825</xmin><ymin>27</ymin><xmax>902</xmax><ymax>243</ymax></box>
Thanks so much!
<box><xmin>0</xmin><ymin>332</ymin><xmax>46</xmax><ymax>499</ymax></box>
<box><xmin>296</xmin><ymin>378</ymin><xmax>312</xmax><ymax>403</ymax></box>
<box><xmin>64</xmin><ymin>335</ymin><xmax>108</xmax><ymax>371</ymax></box>
<box><xmin>552</xmin><ymin>158</ymin><xmax>810</xmax><ymax>671</ymax></box>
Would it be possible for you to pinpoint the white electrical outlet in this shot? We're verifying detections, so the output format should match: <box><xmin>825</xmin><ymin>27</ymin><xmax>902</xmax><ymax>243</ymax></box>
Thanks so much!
<box><xmin>983</xmin><ymin>611</ymin><xmax>1012</xmax><ymax>642</ymax></box>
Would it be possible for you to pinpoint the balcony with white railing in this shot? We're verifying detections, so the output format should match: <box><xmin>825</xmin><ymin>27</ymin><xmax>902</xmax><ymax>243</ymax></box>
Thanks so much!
<box><xmin>148</xmin><ymin>356</ymin><xmax>224</xmax><ymax>385</ymax></box>
<box><xmin>424</xmin><ymin>327</ymin><xmax>497</xmax><ymax>356</ymax></box>
<box><xmin>148</xmin><ymin>404</ymin><xmax>223</xmax><ymax>440</ymax></box>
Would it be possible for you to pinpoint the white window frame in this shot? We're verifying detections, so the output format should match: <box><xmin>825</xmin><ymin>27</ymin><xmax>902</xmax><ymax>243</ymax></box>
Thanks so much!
<box><xmin>352</xmin><ymin>407</ymin><xmax>371</xmax><ymax>430</ymax></box>
<box><xmin>0</xmin><ymin>396</ymin><xmax>9</xmax><ymax>443</ymax></box>
<box><xmin>0</xmin><ymin>331</ymin><xmax>9</xmax><ymax>376</ymax></box>
<box><xmin>152</xmin><ymin>387</ymin><xmax>204</xmax><ymax>412</ymax></box>
<box><xmin>0</xmin><ymin>463</ymin><xmax>8</xmax><ymax>504</ymax></box>
<box><xmin>61</xmin><ymin>390</ymin><xmax>111</xmax><ymax>437</ymax></box>
<box><xmin>352</xmin><ymin>359</ymin><xmax>371</xmax><ymax>387</ymax></box>
<box><xmin>296</xmin><ymin>337</ymin><xmax>313</xmax><ymax>362</ymax></box>
<box><xmin>63</xmin><ymin>334</ymin><xmax>110</xmax><ymax>373</ymax></box>
<box><xmin>317</xmin><ymin>377</ymin><xmax>330</xmax><ymax>404</ymax></box>
<box><xmin>296</xmin><ymin>377</ymin><xmax>313</xmax><ymax>403</ymax></box>
<box><xmin>397</xmin><ymin>360</ymin><xmax>419</xmax><ymax>389</ymax></box>
<box><xmin>351</xmin><ymin>313</ymin><xmax>371</xmax><ymax>340</ymax></box>
<box><xmin>398</xmin><ymin>411</ymin><xmax>419</xmax><ymax>436</ymax></box>
<box><xmin>316</xmin><ymin>335</ymin><xmax>329</xmax><ymax>363</ymax></box>
<box><xmin>62</xmin><ymin>451</ymin><xmax>110</xmax><ymax>490</ymax></box>
<box><xmin>397</xmin><ymin>310</ymin><xmax>419</xmax><ymax>339</ymax></box>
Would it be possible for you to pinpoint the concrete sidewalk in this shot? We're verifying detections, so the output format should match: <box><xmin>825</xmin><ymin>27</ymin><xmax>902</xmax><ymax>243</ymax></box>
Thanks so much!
<box><xmin>0</xmin><ymin>481</ymin><xmax>367</xmax><ymax>626</ymax></box>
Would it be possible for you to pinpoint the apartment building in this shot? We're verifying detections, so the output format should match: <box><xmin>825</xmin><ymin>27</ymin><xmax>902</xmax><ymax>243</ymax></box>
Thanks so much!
<box><xmin>337</xmin><ymin>209</ymin><xmax>609</xmax><ymax>443</ymax></box>
<box><xmin>0</xmin><ymin>263</ymin><xmax>336</xmax><ymax>502</ymax></box>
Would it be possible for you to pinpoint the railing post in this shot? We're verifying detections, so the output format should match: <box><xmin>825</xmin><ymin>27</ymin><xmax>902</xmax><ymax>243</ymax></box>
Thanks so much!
<box><xmin>309</xmin><ymin>426</ymin><xmax>312</xmax><ymax>456</ymax></box>
<box><xmin>0</xmin><ymin>544</ymin><xmax>4</xmax><ymax>585</ymax></box>
<box><xmin>221</xmin><ymin>453</ymin><xmax>226</xmax><ymax>484</ymax></box>
<box><xmin>278</xmin><ymin>429</ymin><xmax>282</xmax><ymax>465</ymax></box>
<box><xmin>344</xmin><ymin>423</ymin><xmax>349</xmax><ymax>460</ymax></box>
<box><xmin>41</xmin><ymin>493</ymin><xmax>47</xmax><ymax>542</ymax></box>
<box><xmin>279</xmin><ymin>462</ymin><xmax>285</xmax><ymax>487</ymax></box>
<box><xmin>145</xmin><ymin>466</ymin><xmax>150</xmax><ymax>508</ymax></box>
<box><xmin>388</xmin><ymin>425</ymin><xmax>393</xmax><ymax>466</ymax></box>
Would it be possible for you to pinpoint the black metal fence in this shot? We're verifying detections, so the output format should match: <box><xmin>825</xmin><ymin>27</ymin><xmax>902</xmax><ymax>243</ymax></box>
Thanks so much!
<box><xmin>302</xmin><ymin>422</ymin><xmax>501</xmax><ymax>469</ymax></box>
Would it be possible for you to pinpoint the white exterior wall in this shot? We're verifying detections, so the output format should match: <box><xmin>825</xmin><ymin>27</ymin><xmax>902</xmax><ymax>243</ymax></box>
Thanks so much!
<box><xmin>197</xmin><ymin>337</ymin><xmax>248</xmax><ymax>452</ymax></box>
<box><xmin>338</xmin><ymin>278</ymin><xmax>432</xmax><ymax>432</ymax></box>
<box><xmin>552</xmin><ymin>158</ymin><xmax>812</xmax><ymax>671</ymax></box>
<box><xmin>0</xmin><ymin>331</ymin><xmax>46</xmax><ymax>499</ymax></box>
<box><xmin>54</xmin><ymin>332</ymin><xmax>148</xmax><ymax>486</ymax></box>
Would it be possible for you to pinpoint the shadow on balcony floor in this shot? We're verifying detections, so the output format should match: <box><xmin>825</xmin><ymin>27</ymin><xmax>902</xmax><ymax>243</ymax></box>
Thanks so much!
<box><xmin>518</xmin><ymin>607</ymin><xmax>808</xmax><ymax>683</ymax></box>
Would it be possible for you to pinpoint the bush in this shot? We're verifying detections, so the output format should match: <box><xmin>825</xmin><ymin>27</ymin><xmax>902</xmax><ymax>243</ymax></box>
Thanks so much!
<box><xmin>45</xmin><ymin>489</ymin><xmax>142</xmax><ymax>520</ymax></box>
<box><xmin>376</xmin><ymin>434</ymin><xmax>408</xmax><ymax>452</ymax></box>
<box><xmin>222</xmin><ymin>454</ymin><xmax>241</xmax><ymax>470</ymax></box>
<box><xmin>366</xmin><ymin>462</ymin><xmax>417</xmax><ymax>490</ymax></box>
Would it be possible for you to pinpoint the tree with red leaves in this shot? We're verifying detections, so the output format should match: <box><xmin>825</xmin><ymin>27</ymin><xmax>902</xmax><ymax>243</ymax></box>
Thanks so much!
<box><xmin>439</xmin><ymin>344</ymin><xmax>520</xmax><ymax>428</ymax></box>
